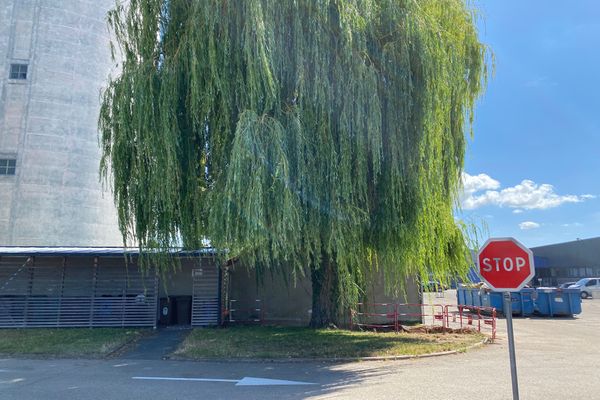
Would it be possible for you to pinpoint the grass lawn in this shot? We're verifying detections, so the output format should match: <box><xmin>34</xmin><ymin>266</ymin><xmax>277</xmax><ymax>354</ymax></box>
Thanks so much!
<box><xmin>0</xmin><ymin>328</ymin><xmax>147</xmax><ymax>357</ymax></box>
<box><xmin>174</xmin><ymin>326</ymin><xmax>486</xmax><ymax>360</ymax></box>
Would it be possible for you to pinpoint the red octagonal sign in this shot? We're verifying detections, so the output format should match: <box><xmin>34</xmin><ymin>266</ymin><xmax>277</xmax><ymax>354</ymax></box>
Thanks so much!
<box><xmin>477</xmin><ymin>237</ymin><xmax>535</xmax><ymax>292</ymax></box>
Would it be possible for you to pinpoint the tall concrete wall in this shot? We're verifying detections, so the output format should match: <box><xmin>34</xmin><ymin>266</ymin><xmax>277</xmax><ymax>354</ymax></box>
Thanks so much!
<box><xmin>0</xmin><ymin>0</ymin><xmax>121</xmax><ymax>246</ymax></box>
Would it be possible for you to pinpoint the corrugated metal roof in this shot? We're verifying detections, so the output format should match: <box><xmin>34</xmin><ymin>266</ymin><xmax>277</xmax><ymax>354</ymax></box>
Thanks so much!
<box><xmin>0</xmin><ymin>246</ymin><xmax>218</xmax><ymax>257</ymax></box>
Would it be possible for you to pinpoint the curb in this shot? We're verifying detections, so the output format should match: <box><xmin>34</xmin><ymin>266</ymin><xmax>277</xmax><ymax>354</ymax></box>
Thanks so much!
<box><xmin>166</xmin><ymin>337</ymin><xmax>490</xmax><ymax>364</ymax></box>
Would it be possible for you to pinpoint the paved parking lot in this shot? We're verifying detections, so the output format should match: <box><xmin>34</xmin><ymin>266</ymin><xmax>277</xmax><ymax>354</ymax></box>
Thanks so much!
<box><xmin>1</xmin><ymin>292</ymin><xmax>598</xmax><ymax>399</ymax></box>
<box><xmin>319</xmin><ymin>291</ymin><xmax>600</xmax><ymax>399</ymax></box>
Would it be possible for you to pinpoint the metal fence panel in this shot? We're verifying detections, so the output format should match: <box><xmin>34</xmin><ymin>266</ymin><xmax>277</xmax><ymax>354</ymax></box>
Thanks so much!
<box><xmin>191</xmin><ymin>263</ymin><xmax>220</xmax><ymax>326</ymax></box>
<box><xmin>0</xmin><ymin>256</ymin><xmax>157</xmax><ymax>328</ymax></box>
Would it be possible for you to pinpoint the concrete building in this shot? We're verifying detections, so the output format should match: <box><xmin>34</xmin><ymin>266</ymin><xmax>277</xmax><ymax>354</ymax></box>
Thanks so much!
<box><xmin>0</xmin><ymin>0</ymin><xmax>121</xmax><ymax>246</ymax></box>
<box><xmin>0</xmin><ymin>1</ymin><xmax>420</xmax><ymax>329</ymax></box>
<box><xmin>532</xmin><ymin>237</ymin><xmax>600</xmax><ymax>286</ymax></box>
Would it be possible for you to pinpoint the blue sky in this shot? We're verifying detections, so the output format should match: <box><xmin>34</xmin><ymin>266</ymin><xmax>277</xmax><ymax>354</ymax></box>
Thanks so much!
<box><xmin>459</xmin><ymin>0</ymin><xmax>600</xmax><ymax>247</ymax></box>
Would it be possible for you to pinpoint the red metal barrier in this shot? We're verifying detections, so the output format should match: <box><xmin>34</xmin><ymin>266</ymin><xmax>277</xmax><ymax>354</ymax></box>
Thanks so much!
<box><xmin>352</xmin><ymin>303</ymin><xmax>447</xmax><ymax>331</ymax></box>
<box><xmin>350</xmin><ymin>302</ymin><xmax>497</xmax><ymax>342</ymax></box>
<box><xmin>417</xmin><ymin>303</ymin><xmax>446</xmax><ymax>328</ymax></box>
<box><xmin>444</xmin><ymin>304</ymin><xmax>497</xmax><ymax>342</ymax></box>
<box><xmin>351</xmin><ymin>303</ymin><xmax>399</xmax><ymax>331</ymax></box>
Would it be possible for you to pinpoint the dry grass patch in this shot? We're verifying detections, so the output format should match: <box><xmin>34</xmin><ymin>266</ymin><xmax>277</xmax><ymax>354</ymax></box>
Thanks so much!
<box><xmin>174</xmin><ymin>326</ymin><xmax>486</xmax><ymax>360</ymax></box>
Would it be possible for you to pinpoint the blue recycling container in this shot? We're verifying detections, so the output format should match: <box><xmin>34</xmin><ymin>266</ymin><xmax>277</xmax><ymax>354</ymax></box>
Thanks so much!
<box><xmin>471</xmin><ymin>289</ymin><xmax>484</xmax><ymax>307</ymax></box>
<box><xmin>456</xmin><ymin>286</ymin><xmax>482</xmax><ymax>307</ymax></box>
<box><xmin>512</xmin><ymin>289</ymin><xmax>535</xmax><ymax>316</ymax></box>
<box><xmin>535</xmin><ymin>288</ymin><xmax>582</xmax><ymax>316</ymax></box>
<box><xmin>456</xmin><ymin>286</ymin><xmax>468</xmax><ymax>306</ymax></box>
<box><xmin>481</xmin><ymin>290</ymin><xmax>501</xmax><ymax>309</ymax></box>
<box><xmin>479</xmin><ymin>289</ymin><xmax>535</xmax><ymax>316</ymax></box>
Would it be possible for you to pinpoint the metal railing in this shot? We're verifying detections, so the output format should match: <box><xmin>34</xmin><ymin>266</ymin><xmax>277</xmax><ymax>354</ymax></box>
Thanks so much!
<box><xmin>350</xmin><ymin>302</ymin><xmax>497</xmax><ymax>341</ymax></box>
<box><xmin>444</xmin><ymin>304</ymin><xmax>497</xmax><ymax>341</ymax></box>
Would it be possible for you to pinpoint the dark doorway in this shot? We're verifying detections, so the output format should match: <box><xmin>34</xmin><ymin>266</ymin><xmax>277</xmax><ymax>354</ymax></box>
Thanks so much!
<box><xmin>159</xmin><ymin>296</ymin><xmax>192</xmax><ymax>326</ymax></box>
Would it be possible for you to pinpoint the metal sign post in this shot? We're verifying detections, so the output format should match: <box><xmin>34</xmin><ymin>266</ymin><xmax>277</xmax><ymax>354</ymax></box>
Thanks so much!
<box><xmin>503</xmin><ymin>292</ymin><xmax>519</xmax><ymax>400</ymax></box>
<box><xmin>477</xmin><ymin>238</ymin><xmax>535</xmax><ymax>400</ymax></box>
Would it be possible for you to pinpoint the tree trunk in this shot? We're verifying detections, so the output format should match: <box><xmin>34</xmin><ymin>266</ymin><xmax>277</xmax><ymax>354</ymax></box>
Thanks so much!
<box><xmin>309</xmin><ymin>256</ymin><xmax>341</xmax><ymax>328</ymax></box>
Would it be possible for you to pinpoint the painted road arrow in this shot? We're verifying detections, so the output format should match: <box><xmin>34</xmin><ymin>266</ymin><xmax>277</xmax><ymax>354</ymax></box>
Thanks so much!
<box><xmin>132</xmin><ymin>376</ymin><xmax>317</xmax><ymax>386</ymax></box>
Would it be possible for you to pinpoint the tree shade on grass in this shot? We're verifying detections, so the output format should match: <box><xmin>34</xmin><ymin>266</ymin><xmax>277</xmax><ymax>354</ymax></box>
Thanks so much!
<box><xmin>174</xmin><ymin>326</ymin><xmax>486</xmax><ymax>359</ymax></box>
<box><xmin>99</xmin><ymin>0</ymin><xmax>489</xmax><ymax>327</ymax></box>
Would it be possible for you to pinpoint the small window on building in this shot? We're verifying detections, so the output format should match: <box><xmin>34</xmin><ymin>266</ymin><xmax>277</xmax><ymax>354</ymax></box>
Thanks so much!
<box><xmin>0</xmin><ymin>159</ymin><xmax>16</xmax><ymax>175</ymax></box>
<box><xmin>9</xmin><ymin>63</ymin><xmax>28</xmax><ymax>80</ymax></box>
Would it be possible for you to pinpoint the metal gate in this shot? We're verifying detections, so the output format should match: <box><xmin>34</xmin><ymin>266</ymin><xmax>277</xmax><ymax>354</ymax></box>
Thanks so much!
<box><xmin>0</xmin><ymin>255</ymin><xmax>158</xmax><ymax>328</ymax></box>
<box><xmin>191</xmin><ymin>264</ymin><xmax>220</xmax><ymax>326</ymax></box>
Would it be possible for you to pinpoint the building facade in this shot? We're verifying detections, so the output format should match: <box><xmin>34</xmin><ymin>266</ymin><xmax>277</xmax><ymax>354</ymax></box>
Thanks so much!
<box><xmin>0</xmin><ymin>247</ymin><xmax>221</xmax><ymax>328</ymax></box>
<box><xmin>0</xmin><ymin>0</ymin><xmax>121</xmax><ymax>246</ymax></box>
<box><xmin>532</xmin><ymin>237</ymin><xmax>600</xmax><ymax>286</ymax></box>
<box><xmin>0</xmin><ymin>2</ymin><xmax>421</xmax><ymax>328</ymax></box>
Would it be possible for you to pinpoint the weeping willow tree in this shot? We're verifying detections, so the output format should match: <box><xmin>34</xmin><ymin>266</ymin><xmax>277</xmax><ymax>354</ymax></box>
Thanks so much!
<box><xmin>99</xmin><ymin>0</ymin><xmax>488</xmax><ymax>327</ymax></box>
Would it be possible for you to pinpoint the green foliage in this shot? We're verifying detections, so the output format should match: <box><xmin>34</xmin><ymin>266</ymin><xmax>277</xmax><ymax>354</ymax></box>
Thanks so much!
<box><xmin>0</xmin><ymin>329</ymin><xmax>146</xmax><ymax>356</ymax></box>
<box><xmin>100</xmin><ymin>0</ymin><xmax>488</xmax><ymax>310</ymax></box>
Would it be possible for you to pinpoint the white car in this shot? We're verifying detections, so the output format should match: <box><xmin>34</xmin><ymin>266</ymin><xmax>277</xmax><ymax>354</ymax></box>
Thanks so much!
<box><xmin>569</xmin><ymin>278</ymin><xmax>600</xmax><ymax>299</ymax></box>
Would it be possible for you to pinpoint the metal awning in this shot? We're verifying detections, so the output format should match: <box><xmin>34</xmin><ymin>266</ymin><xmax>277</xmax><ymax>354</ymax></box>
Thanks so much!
<box><xmin>0</xmin><ymin>246</ymin><xmax>218</xmax><ymax>257</ymax></box>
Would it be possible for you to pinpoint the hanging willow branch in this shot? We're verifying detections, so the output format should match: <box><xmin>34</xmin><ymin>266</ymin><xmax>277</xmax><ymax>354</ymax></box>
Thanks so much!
<box><xmin>100</xmin><ymin>0</ymin><xmax>489</xmax><ymax>314</ymax></box>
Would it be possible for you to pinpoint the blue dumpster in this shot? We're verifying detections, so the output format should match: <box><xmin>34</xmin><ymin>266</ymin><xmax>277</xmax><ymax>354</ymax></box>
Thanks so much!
<box><xmin>456</xmin><ymin>286</ymin><xmax>468</xmax><ymax>306</ymax></box>
<box><xmin>481</xmin><ymin>290</ymin><xmax>500</xmax><ymax>309</ymax></box>
<box><xmin>535</xmin><ymin>288</ymin><xmax>581</xmax><ymax>316</ymax></box>
<box><xmin>471</xmin><ymin>289</ymin><xmax>484</xmax><ymax>307</ymax></box>
<box><xmin>511</xmin><ymin>289</ymin><xmax>535</xmax><ymax>316</ymax></box>
<box><xmin>457</xmin><ymin>286</ymin><xmax>483</xmax><ymax>307</ymax></box>
<box><xmin>477</xmin><ymin>289</ymin><xmax>535</xmax><ymax>316</ymax></box>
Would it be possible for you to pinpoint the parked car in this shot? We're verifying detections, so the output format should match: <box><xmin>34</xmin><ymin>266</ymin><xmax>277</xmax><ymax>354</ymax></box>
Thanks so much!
<box><xmin>559</xmin><ymin>282</ymin><xmax>577</xmax><ymax>289</ymax></box>
<box><xmin>569</xmin><ymin>278</ymin><xmax>600</xmax><ymax>299</ymax></box>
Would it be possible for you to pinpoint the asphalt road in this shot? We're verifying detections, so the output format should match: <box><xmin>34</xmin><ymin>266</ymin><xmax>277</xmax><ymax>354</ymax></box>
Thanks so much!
<box><xmin>1</xmin><ymin>292</ymin><xmax>598</xmax><ymax>399</ymax></box>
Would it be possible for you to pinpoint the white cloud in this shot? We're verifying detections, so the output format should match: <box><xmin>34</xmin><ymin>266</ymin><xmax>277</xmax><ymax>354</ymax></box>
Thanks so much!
<box><xmin>462</xmin><ymin>173</ymin><xmax>500</xmax><ymax>194</ymax></box>
<box><xmin>519</xmin><ymin>221</ymin><xmax>540</xmax><ymax>230</ymax></box>
<box><xmin>512</xmin><ymin>209</ymin><xmax>524</xmax><ymax>214</ymax></box>
<box><xmin>561</xmin><ymin>222</ymin><xmax>583</xmax><ymax>228</ymax></box>
<box><xmin>461</xmin><ymin>173</ymin><xmax>595</xmax><ymax>210</ymax></box>
<box><xmin>525</xmin><ymin>76</ymin><xmax>557</xmax><ymax>88</ymax></box>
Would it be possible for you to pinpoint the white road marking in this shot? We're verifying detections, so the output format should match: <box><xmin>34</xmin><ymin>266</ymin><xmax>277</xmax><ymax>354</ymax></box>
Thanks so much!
<box><xmin>236</xmin><ymin>377</ymin><xmax>316</xmax><ymax>386</ymax></box>
<box><xmin>0</xmin><ymin>378</ymin><xmax>24</xmax><ymax>384</ymax></box>
<box><xmin>133</xmin><ymin>377</ymin><xmax>238</xmax><ymax>383</ymax></box>
<box><xmin>132</xmin><ymin>376</ymin><xmax>317</xmax><ymax>386</ymax></box>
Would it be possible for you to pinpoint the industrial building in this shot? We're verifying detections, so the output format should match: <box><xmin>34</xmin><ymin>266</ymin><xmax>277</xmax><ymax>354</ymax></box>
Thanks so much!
<box><xmin>3</xmin><ymin>1</ymin><xmax>590</xmax><ymax>328</ymax></box>
<box><xmin>0</xmin><ymin>1</ymin><xmax>419</xmax><ymax>329</ymax></box>
<box><xmin>0</xmin><ymin>0</ymin><xmax>121</xmax><ymax>246</ymax></box>
<box><xmin>532</xmin><ymin>237</ymin><xmax>600</xmax><ymax>287</ymax></box>
<box><xmin>0</xmin><ymin>1</ymin><xmax>229</xmax><ymax>328</ymax></box>
<box><xmin>0</xmin><ymin>247</ymin><xmax>222</xmax><ymax>328</ymax></box>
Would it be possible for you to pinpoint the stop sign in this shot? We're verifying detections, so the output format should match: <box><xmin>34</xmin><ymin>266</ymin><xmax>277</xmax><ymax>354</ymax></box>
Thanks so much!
<box><xmin>477</xmin><ymin>237</ymin><xmax>535</xmax><ymax>292</ymax></box>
